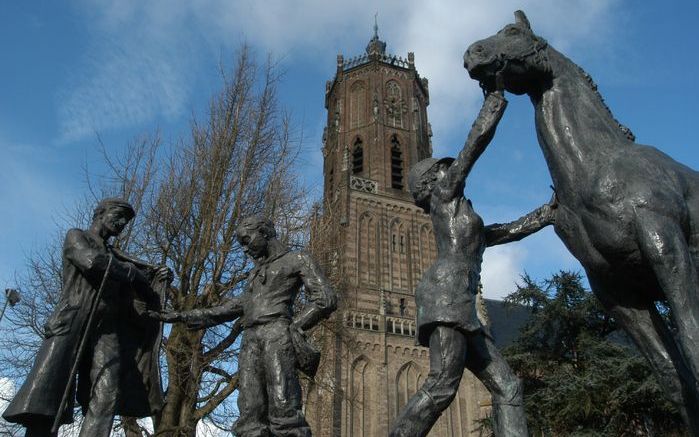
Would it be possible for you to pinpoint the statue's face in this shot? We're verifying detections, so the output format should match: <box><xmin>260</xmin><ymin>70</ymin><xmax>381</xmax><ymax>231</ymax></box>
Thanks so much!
<box><xmin>464</xmin><ymin>14</ymin><xmax>548</xmax><ymax>95</ymax></box>
<box><xmin>237</xmin><ymin>227</ymin><xmax>269</xmax><ymax>260</ymax></box>
<box><xmin>96</xmin><ymin>207</ymin><xmax>132</xmax><ymax>237</ymax></box>
<box><xmin>410</xmin><ymin>163</ymin><xmax>448</xmax><ymax>213</ymax></box>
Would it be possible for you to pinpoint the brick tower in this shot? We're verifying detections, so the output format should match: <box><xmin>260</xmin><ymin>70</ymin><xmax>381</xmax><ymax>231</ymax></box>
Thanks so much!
<box><xmin>306</xmin><ymin>24</ymin><xmax>491</xmax><ymax>437</ymax></box>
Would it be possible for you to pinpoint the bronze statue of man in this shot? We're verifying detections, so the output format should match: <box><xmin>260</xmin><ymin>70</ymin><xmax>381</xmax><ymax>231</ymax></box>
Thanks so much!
<box><xmin>388</xmin><ymin>91</ymin><xmax>556</xmax><ymax>437</ymax></box>
<box><xmin>3</xmin><ymin>198</ymin><xmax>170</xmax><ymax>437</ymax></box>
<box><xmin>150</xmin><ymin>215</ymin><xmax>337</xmax><ymax>437</ymax></box>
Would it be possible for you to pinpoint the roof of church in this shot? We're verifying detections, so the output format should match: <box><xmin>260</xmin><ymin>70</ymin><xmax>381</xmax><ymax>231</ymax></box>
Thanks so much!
<box><xmin>483</xmin><ymin>298</ymin><xmax>532</xmax><ymax>349</ymax></box>
<box><xmin>483</xmin><ymin>298</ymin><xmax>636</xmax><ymax>352</ymax></box>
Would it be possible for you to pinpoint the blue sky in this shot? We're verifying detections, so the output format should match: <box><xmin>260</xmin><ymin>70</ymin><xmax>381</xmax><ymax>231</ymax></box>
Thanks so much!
<box><xmin>1</xmin><ymin>0</ymin><xmax>698</xmax><ymax>300</ymax></box>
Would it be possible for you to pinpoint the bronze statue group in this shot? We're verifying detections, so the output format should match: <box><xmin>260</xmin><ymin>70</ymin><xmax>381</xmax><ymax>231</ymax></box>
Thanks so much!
<box><xmin>4</xmin><ymin>10</ymin><xmax>699</xmax><ymax>437</ymax></box>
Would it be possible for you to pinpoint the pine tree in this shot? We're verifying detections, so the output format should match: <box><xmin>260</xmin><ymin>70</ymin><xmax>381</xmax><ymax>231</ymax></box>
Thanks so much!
<box><xmin>504</xmin><ymin>271</ymin><xmax>686</xmax><ymax>436</ymax></box>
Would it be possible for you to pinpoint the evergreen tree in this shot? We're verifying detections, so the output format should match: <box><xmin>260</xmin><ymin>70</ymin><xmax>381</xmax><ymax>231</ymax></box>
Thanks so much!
<box><xmin>504</xmin><ymin>271</ymin><xmax>686</xmax><ymax>436</ymax></box>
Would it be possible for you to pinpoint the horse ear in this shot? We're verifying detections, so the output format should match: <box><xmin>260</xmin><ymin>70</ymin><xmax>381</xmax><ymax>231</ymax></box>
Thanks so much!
<box><xmin>514</xmin><ymin>10</ymin><xmax>532</xmax><ymax>30</ymax></box>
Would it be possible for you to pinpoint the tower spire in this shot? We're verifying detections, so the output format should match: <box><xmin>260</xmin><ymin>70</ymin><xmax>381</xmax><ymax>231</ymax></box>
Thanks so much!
<box><xmin>373</xmin><ymin>13</ymin><xmax>379</xmax><ymax>39</ymax></box>
<box><xmin>366</xmin><ymin>14</ymin><xmax>386</xmax><ymax>56</ymax></box>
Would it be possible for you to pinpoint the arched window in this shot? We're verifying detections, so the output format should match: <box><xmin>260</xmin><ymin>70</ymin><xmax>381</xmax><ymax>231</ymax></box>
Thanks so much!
<box><xmin>358</xmin><ymin>213</ymin><xmax>378</xmax><ymax>285</ymax></box>
<box><xmin>395</xmin><ymin>362</ymin><xmax>423</xmax><ymax>418</ymax></box>
<box><xmin>350</xmin><ymin>81</ymin><xmax>366</xmax><ymax>129</ymax></box>
<box><xmin>390</xmin><ymin>135</ymin><xmax>403</xmax><ymax>190</ymax></box>
<box><xmin>350</xmin><ymin>356</ymin><xmax>376</xmax><ymax>437</ymax></box>
<box><xmin>352</xmin><ymin>137</ymin><xmax>363</xmax><ymax>175</ymax></box>
<box><xmin>419</xmin><ymin>224</ymin><xmax>436</xmax><ymax>277</ymax></box>
<box><xmin>386</xmin><ymin>81</ymin><xmax>403</xmax><ymax>128</ymax></box>
<box><xmin>390</xmin><ymin>218</ymin><xmax>409</xmax><ymax>291</ymax></box>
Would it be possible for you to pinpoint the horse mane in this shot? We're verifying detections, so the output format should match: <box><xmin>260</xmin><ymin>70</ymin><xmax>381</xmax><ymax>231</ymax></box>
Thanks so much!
<box><xmin>572</xmin><ymin>63</ymin><xmax>636</xmax><ymax>142</ymax></box>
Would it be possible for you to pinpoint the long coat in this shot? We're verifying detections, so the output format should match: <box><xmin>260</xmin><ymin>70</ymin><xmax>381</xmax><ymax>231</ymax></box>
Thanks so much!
<box><xmin>2</xmin><ymin>228</ymin><xmax>164</xmax><ymax>426</ymax></box>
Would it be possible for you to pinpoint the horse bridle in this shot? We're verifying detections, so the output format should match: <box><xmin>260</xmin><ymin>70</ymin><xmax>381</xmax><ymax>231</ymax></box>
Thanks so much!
<box><xmin>480</xmin><ymin>35</ymin><xmax>549</xmax><ymax>95</ymax></box>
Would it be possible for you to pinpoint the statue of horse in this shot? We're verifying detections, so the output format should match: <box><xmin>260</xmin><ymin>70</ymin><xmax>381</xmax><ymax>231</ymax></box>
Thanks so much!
<box><xmin>464</xmin><ymin>10</ymin><xmax>699</xmax><ymax>434</ymax></box>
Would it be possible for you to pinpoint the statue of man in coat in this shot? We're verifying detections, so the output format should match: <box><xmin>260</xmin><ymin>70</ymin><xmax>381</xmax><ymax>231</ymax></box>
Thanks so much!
<box><xmin>3</xmin><ymin>198</ymin><xmax>171</xmax><ymax>437</ymax></box>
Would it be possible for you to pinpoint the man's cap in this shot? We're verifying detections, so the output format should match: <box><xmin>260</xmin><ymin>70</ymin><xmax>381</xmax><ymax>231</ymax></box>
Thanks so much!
<box><xmin>408</xmin><ymin>157</ymin><xmax>455</xmax><ymax>194</ymax></box>
<box><xmin>95</xmin><ymin>198</ymin><xmax>136</xmax><ymax>218</ymax></box>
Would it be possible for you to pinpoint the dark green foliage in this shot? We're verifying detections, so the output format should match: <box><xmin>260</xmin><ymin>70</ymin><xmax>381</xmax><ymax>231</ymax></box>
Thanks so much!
<box><xmin>504</xmin><ymin>271</ymin><xmax>686</xmax><ymax>436</ymax></box>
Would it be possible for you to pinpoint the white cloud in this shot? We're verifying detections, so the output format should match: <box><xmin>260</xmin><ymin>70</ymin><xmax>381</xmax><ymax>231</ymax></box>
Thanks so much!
<box><xmin>0</xmin><ymin>377</ymin><xmax>15</xmax><ymax>412</ymax></box>
<box><xmin>196</xmin><ymin>419</ymin><xmax>229</xmax><ymax>436</ymax></box>
<box><xmin>59</xmin><ymin>0</ymin><xmax>620</xmax><ymax>144</ymax></box>
<box><xmin>481</xmin><ymin>244</ymin><xmax>527</xmax><ymax>300</ymax></box>
<box><xmin>0</xmin><ymin>378</ymin><xmax>18</xmax><ymax>435</ymax></box>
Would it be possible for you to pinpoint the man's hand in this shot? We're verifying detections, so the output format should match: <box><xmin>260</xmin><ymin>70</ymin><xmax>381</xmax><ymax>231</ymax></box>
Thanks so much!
<box><xmin>548</xmin><ymin>186</ymin><xmax>558</xmax><ymax>210</ymax></box>
<box><xmin>184</xmin><ymin>318</ymin><xmax>208</xmax><ymax>331</ymax></box>
<box><xmin>290</xmin><ymin>322</ymin><xmax>305</xmax><ymax>336</ymax></box>
<box><xmin>154</xmin><ymin>266</ymin><xmax>174</xmax><ymax>284</ymax></box>
<box><xmin>146</xmin><ymin>309</ymin><xmax>209</xmax><ymax>330</ymax></box>
<box><xmin>484</xmin><ymin>89</ymin><xmax>507</xmax><ymax>111</ymax></box>
<box><xmin>146</xmin><ymin>310</ymin><xmax>182</xmax><ymax>323</ymax></box>
<box><xmin>541</xmin><ymin>187</ymin><xmax>558</xmax><ymax>224</ymax></box>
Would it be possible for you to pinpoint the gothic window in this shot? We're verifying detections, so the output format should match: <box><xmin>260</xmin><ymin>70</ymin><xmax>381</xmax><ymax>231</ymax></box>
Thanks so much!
<box><xmin>358</xmin><ymin>213</ymin><xmax>378</xmax><ymax>285</ymax></box>
<box><xmin>385</xmin><ymin>81</ymin><xmax>404</xmax><ymax>128</ymax></box>
<box><xmin>391</xmin><ymin>135</ymin><xmax>404</xmax><ymax>190</ymax></box>
<box><xmin>350</xmin><ymin>81</ymin><xmax>366</xmax><ymax>129</ymax></box>
<box><xmin>352</xmin><ymin>137</ymin><xmax>364</xmax><ymax>175</ymax></box>
<box><xmin>395</xmin><ymin>362</ymin><xmax>423</xmax><ymax>420</ymax></box>
<box><xmin>399</xmin><ymin>298</ymin><xmax>406</xmax><ymax>316</ymax></box>
<box><xmin>419</xmin><ymin>224</ymin><xmax>436</xmax><ymax>278</ymax></box>
<box><xmin>390</xmin><ymin>219</ymin><xmax>409</xmax><ymax>291</ymax></box>
<box><xmin>351</xmin><ymin>356</ymin><xmax>376</xmax><ymax>437</ymax></box>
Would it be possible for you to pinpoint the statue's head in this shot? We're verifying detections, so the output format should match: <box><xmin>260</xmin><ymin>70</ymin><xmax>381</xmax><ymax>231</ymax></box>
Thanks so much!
<box><xmin>92</xmin><ymin>198</ymin><xmax>135</xmax><ymax>238</ymax></box>
<box><xmin>408</xmin><ymin>157</ymin><xmax>454</xmax><ymax>213</ymax></box>
<box><xmin>236</xmin><ymin>215</ymin><xmax>277</xmax><ymax>260</ymax></box>
<box><xmin>464</xmin><ymin>10</ymin><xmax>550</xmax><ymax>95</ymax></box>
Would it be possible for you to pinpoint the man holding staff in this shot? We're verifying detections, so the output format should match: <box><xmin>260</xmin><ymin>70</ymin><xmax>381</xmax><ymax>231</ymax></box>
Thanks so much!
<box><xmin>3</xmin><ymin>198</ymin><xmax>170</xmax><ymax>437</ymax></box>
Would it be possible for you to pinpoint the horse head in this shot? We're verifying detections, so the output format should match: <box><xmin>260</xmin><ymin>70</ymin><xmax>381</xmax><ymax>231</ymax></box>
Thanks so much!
<box><xmin>464</xmin><ymin>10</ymin><xmax>551</xmax><ymax>95</ymax></box>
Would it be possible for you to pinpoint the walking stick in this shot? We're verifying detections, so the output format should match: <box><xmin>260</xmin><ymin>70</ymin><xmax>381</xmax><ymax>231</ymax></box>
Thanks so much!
<box><xmin>51</xmin><ymin>255</ymin><xmax>114</xmax><ymax>434</ymax></box>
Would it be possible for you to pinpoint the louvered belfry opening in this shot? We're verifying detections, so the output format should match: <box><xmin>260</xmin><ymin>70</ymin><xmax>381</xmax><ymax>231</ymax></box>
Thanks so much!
<box><xmin>353</xmin><ymin>138</ymin><xmax>364</xmax><ymax>175</ymax></box>
<box><xmin>391</xmin><ymin>135</ymin><xmax>403</xmax><ymax>190</ymax></box>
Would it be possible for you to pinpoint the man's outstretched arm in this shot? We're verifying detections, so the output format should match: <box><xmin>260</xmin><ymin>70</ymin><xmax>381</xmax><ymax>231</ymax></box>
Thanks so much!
<box><xmin>148</xmin><ymin>297</ymin><xmax>244</xmax><ymax>330</ymax></box>
<box><xmin>440</xmin><ymin>91</ymin><xmax>507</xmax><ymax>199</ymax></box>
<box><xmin>485</xmin><ymin>194</ymin><xmax>556</xmax><ymax>247</ymax></box>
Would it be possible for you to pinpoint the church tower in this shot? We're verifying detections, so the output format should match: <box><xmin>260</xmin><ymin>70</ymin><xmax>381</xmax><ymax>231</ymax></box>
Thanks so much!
<box><xmin>306</xmin><ymin>24</ymin><xmax>492</xmax><ymax>437</ymax></box>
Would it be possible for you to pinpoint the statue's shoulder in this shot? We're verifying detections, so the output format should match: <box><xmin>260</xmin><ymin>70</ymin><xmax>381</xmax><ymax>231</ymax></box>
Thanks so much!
<box><xmin>282</xmin><ymin>250</ymin><xmax>312</xmax><ymax>266</ymax></box>
<box><xmin>64</xmin><ymin>228</ymin><xmax>88</xmax><ymax>244</ymax></box>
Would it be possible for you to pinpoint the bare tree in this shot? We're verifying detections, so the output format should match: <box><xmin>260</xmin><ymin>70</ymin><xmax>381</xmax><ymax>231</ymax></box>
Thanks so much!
<box><xmin>0</xmin><ymin>45</ymin><xmax>309</xmax><ymax>436</ymax></box>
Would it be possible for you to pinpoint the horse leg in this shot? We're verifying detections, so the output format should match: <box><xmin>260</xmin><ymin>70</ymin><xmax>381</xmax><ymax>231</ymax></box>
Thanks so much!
<box><xmin>588</xmin><ymin>276</ymin><xmax>698</xmax><ymax>434</ymax></box>
<box><xmin>634</xmin><ymin>214</ymin><xmax>699</xmax><ymax>432</ymax></box>
<box><xmin>635</xmin><ymin>214</ymin><xmax>699</xmax><ymax>378</ymax></box>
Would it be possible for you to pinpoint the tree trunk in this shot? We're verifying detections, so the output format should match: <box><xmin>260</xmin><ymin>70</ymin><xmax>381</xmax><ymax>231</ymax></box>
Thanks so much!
<box><xmin>122</xmin><ymin>417</ymin><xmax>143</xmax><ymax>437</ymax></box>
<box><xmin>156</xmin><ymin>325</ymin><xmax>203</xmax><ymax>436</ymax></box>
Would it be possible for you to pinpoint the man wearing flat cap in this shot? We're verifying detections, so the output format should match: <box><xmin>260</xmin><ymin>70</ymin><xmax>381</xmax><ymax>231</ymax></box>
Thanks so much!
<box><xmin>150</xmin><ymin>215</ymin><xmax>337</xmax><ymax>437</ymax></box>
<box><xmin>3</xmin><ymin>198</ymin><xmax>171</xmax><ymax>437</ymax></box>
